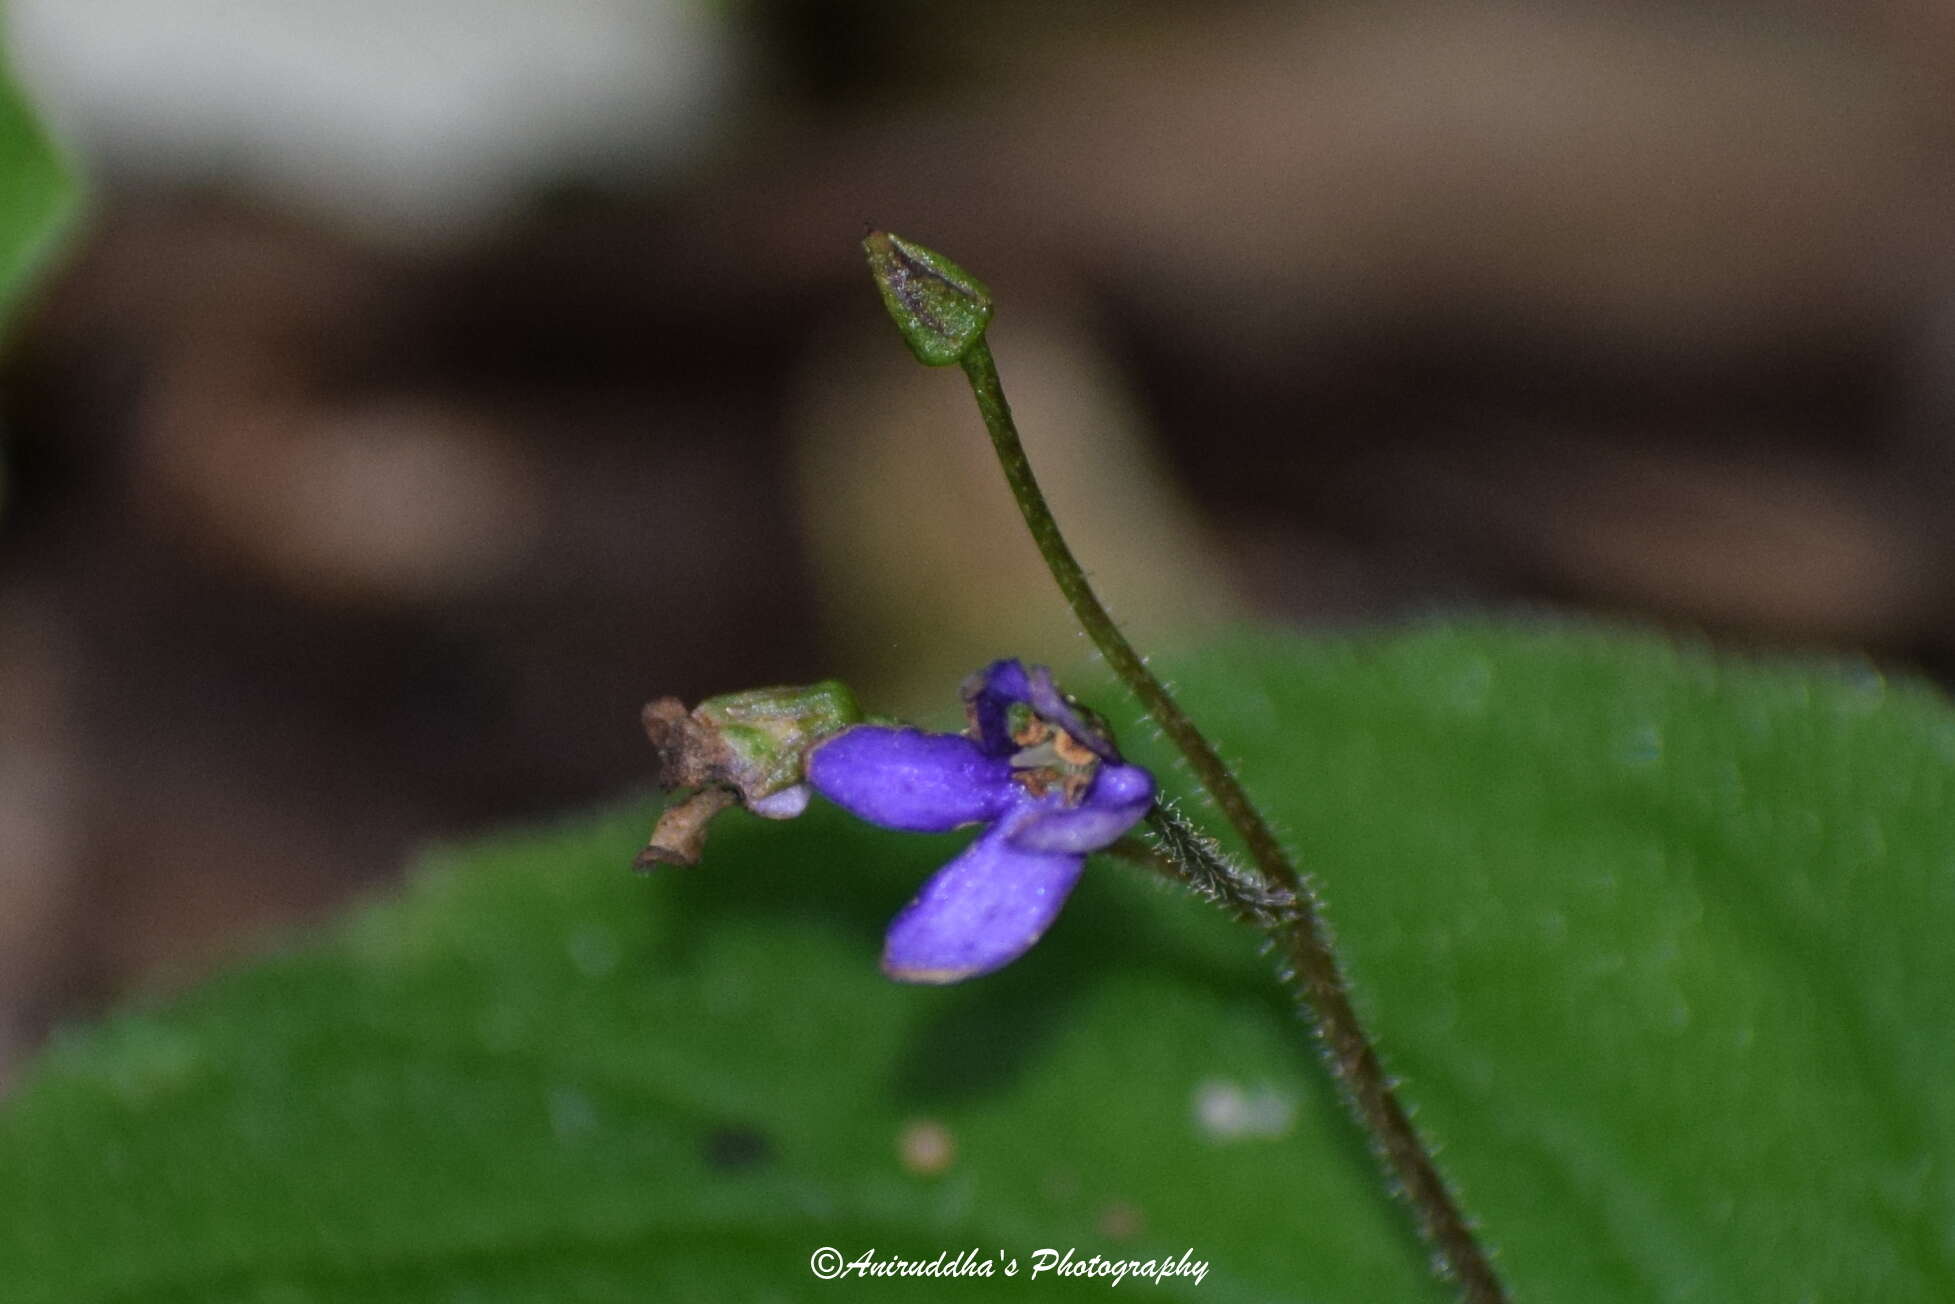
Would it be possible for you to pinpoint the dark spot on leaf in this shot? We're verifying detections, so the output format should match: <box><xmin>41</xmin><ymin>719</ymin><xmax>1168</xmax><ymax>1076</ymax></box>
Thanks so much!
<box><xmin>702</xmin><ymin>1125</ymin><xmax>773</xmax><ymax>1171</ymax></box>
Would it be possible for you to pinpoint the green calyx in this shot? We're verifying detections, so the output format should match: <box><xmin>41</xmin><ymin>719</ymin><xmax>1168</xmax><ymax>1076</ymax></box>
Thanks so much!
<box><xmin>863</xmin><ymin>230</ymin><xmax>993</xmax><ymax>366</ymax></box>
<box><xmin>638</xmin><ymin>679</ymin><xmax>863</xmax><ymax>869</ymax></box>
<box><xmin>693</xmin><ymin>680</ymin><xmax>864</xmax><ymax>799</ymax></box>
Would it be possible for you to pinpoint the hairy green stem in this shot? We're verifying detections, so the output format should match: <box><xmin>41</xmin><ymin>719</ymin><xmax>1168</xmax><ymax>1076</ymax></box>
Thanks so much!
<box><xmin>959</xmin><ymin>338</ymin><xmax>1506</xmax><ymax>1303</ymax></box>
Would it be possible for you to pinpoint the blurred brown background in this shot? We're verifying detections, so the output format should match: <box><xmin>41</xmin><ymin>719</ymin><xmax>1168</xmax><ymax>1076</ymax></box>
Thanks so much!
<box><xmin>3</xmin><ymin>0</ymin><xmax>1954</xmax><ymax>1083</ymax></box>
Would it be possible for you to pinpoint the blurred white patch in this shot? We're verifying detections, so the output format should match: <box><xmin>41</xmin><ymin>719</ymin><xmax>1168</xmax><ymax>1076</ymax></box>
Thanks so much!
<box><xmin>897</xmin><ymin>1118</ymin><xmax>957</xmax><ymax>1177</ymax></box>
<box><xmin>1191</xmin><ymin>1077</ymin><xmax>1297</xmax><ymax>1142</ymax></box>
<box><xmin>10</xmin><ymin>0</ymin><xmax>736</xmax><ymax>241</ymax></box>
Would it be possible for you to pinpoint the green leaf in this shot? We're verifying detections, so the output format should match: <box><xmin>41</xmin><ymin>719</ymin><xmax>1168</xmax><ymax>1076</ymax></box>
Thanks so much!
<box><xmin>0</xmin><ymin>52</ymin><xmax>76</xmax><ymax>326</ymax></box>
<box><xmin>1</xmin><ymin>622</ymin><xmax>1949</xmax><ymax>1301</ymax></box>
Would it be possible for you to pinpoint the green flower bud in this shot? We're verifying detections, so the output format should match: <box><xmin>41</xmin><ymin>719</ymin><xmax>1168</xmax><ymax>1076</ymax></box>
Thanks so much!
<box><xmin>863</xmin><ymin>230</ymin><xmax>993</xmax><ymax>366</ymax></box>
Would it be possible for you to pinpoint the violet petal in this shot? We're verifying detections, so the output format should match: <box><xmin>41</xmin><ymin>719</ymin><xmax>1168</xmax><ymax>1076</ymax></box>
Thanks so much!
<box><xmin>1026</xmin><ymin>664</ymin><xmax>1120</xmax><ymax>762</ymax></box>
<box><xmin>1005</xmin><ymin>764</ymin><xmax>1155</xmax><ymax>854</ymax></box>
<box><xmin>807</xmin><ymin>726</ymin><xmax>1015</xmax><ymax>831</ymax></box>
<box><xmin>746</xmin><ymin>783</ymin><xmax>811</xmax><ymax>820</ymax></box>
<box><xmin>963</xmin><ymin>658</ymin><xmax>1032</xmax><ymax>756</ymax></box>
<box><xmin>882</xmin><ymin>817</ymin><xmax>1087</xmax><ymax>983</ymax></box>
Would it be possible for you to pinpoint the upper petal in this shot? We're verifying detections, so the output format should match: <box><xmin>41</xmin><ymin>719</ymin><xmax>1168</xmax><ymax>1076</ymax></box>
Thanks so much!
<box><xmin>807</xmin><ymin>725</ymin><xmax>1014</xmax><ymax>831</ymax></box>
<box><xmin>962</xmin><ymin>658</ymin><xmax>1032</xmax><ymax>756</ymax></box>
<box><xmin>1004</xmin><ymin>763</ymin><xmax>1154</xmax><ymax>854</ymax></box>
<box><xmin>1025</xmin><ymin>665</ymin><xmax>1120</xmax><ymax>762</ymax></box>
<box><xmin>882</xmin><ymin>821</ymin><xmax>1086</xmax><ymax>983</ymax></box>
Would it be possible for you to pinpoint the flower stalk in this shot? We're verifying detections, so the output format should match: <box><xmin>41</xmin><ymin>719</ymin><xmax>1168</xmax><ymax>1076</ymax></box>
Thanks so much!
<box><xmin>868</xmin><ymin>232</ymin><xmax>1507</xmax><ymax>1303</ymax></box>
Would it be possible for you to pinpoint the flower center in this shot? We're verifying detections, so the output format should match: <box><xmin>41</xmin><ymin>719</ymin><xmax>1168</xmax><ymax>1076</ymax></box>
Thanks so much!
<box><xmin>1007</xmin><ymin>712</ymin><xmax>1099</xmax><ymax>803</ymax></box>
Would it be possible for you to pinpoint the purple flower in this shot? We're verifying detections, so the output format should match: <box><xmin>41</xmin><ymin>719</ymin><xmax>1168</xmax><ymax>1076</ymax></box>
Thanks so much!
<box><xmin>807</xmin><ymin>660</ymin><xmax>1155</xmax><ymax>984</ymax></box>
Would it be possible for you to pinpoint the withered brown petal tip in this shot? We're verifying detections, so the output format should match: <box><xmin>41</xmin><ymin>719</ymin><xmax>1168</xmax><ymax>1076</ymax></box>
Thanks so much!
<box><xmin>637</xmin><ymin>786</ymin><xmax>735</xmax><ymax>870</ymax></box>
<box><xmin>640</xmin><ymin>697</ymin><xmax>690</xmax><ymax>749</ymax></box>
<box><xmin>642</xmin><ymin>696</ymin><xmax>720</xmax><ymax>790</ymax></box>
<box><xmin>632</xmin><ymin>843</ymin><xmax>692</xmax><ymax>872</ymax></box>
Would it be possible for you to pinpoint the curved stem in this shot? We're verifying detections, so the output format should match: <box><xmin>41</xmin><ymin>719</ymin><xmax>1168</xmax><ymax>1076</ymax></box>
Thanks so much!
<box><xmin>960</xmin><ymin>338</ymin><xmax>1506</xmax><ymax>1303</ymax></box>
